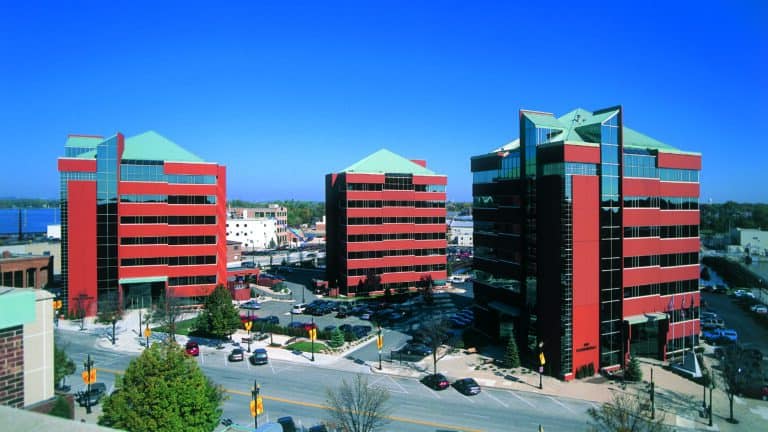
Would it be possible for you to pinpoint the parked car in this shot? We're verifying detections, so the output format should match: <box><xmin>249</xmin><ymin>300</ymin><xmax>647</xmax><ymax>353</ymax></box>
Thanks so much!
<box><xmin>360</xmin><ymin>312</ymin><xmax>372</xmax><ymax>320</ymax></box>
<box><xmin>339</xmin><ymin>324</ymin><xmax>353</xmax><ymax>334</ymax></box>
<box><xmin>701</xmin><ymin>318</ymin><xmax>725</xmax><ymax>329</ymax></box>
<box><xmin>703</xmin><ymin>328</ymin><xmax>738</xmax><ymax>343</ymax></box>
<box><xmin>185</xmin><ymin>341</ymin><xmax>200</xmax><ymax>356</ymax></box>
<box><xmin>249</xmin><ymin>348</ymin><xmax>269</xmax><ymax>365</ymax></box>
<box><xmin>228</xmin><ymin>348</ymin><xmax>245</xmax><ymax>362</ymax></box>
<box><xmin>453</xmin><ymin>377</ymin><xmax>481</xmax><ymax>395</ymax></box>
<box><xmin>750</xmin><ymin>304</ymin><xmax>768</xmax><ymax>314</ymax></box>
<box><xmin>256</xmin><ymin>315</ymin><xmax>280</xmax><ymax>325</ymax></box>
<box><xmin>277</xmin><ymin>416</ymin><xmax>297</xmax><ymax>432</ymax></box>
<box><xmin>240</xmin><ymin>300</ymin><xmax>261</xmax><ymax>310</ymax></box>
<box><xmin>308</xmin><ymin>424</ymin><xmax>329</xmax><ymax>432</ymax></box>
<box><xmin>75</xmin><ymin>382</ymin><xmax>108</xmax><ymax>407</ymax></box>
<box><xmin>335</xmin><ymin>309</ymin><xmax>348</xmax><ymax>318</ymax></box>
<box><xmin>324</xmin><ymin>325</ymin><xmax>337</xmax><ymax>333</ymax></box>
<box><xmin>400</xmin><ymin>343</ymin><xmax>432</xmax><ymax>357</ymax></box>
<box><xmin>420</xmin><ymin>373</ymin><xmax>450</xmax><ymax>390</ymax></box>
<box><xmin>291</xmin><ymin>303</ymin><xmax>307</xmax><ymax>314</ymax></box>
<box><xmin>713</xmin><ymin>284</ymin><xmax>728</xmax><ymax>294</ymax></box>
<box><xmin>740</xmin><ymin>381</ymin><xmax>768</xmax><ymax>401</ymax></box>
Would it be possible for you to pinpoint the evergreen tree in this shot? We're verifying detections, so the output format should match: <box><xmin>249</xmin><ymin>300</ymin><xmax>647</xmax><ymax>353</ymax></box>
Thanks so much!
<box><xmin>54</xmin><ymin>343</ymin><xmax>75</xmax><ymax>389</ymax></box>
<box><xmin>624</xmin><ymin>356</ymin><xmax>643</xmax><ymax>382</ymax></box>
<box><xmin>196</xmin><ymin>285</ymin><xmax>241</xmax><ymax>340</ymax></box>
<box><xmin>328</xmin><ymin>328</ymin><xmax>345</xmax><ymax>348</ymax></box>
<box><xmin>99</xmin><ymin>342</ymin><xmax>222</xmax><ymax>431</ymax></box>
<box><xmin>504</xmin><ymin>336</ymin><xmax>521</xmax><ymax>368</ymax></box>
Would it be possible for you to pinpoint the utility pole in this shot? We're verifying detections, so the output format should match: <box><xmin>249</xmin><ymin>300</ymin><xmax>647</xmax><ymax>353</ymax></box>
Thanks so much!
<box><xmin>650</xmin><ymin>368</ymin><xmax>655</xmax><ymax>419</ymax></box>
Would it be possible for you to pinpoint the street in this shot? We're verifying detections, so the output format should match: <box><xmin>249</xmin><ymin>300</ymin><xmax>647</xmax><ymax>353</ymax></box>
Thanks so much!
<box><xmin>58</xmin><ymin>330</ymin><xmax>593</xmax><ymax>432</ymax></box>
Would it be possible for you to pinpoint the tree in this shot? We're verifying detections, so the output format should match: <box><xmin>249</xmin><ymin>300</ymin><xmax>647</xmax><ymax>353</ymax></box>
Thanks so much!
<box><xmin>268</xmin><ymin>238</ymin><xmax>277</xmax><ymax>250</ymax></box>
<box><xmin>99</xmin><ymin>342</ymin><xmax>222</xmax><ymax>431</ymax></box>
<box><xmin>325</xmin><ymin>375</ymin><xmax>391</xmax><ymax>432</ymax></box>
<box><xmin>587</xmin><ymin>392</ymin><xmax>669</xmax><ymax>432</ymax></box>
<box><xmin>96</xmin><ymin>296</ymin><xmax>123</xmax><ymax>346</ymax></box>
<box><xmin>419</xmin><ymin>275</ymin><xmax>434</xmax><ymax>306</ymax></box>
<box><xmin>54</xmin><ymin>343</ymin><xmax>75</xmax><ymax>389</ymax></box>
<box><xmin>720</xmin><ymin>344</ymin><xmax>756</xmax><ymax>423</ymax></box>
<box><xmin>624</xmin><ymin>356</ymin><xmax>643</xmax><ymax>382</ymax></box>
<box><xmin>328</xmin><ymin>328</ymin><xmax>346</xmax><ymax>349</ymax></box>
<box><xmin>504</xmin><ymin>336</ymin><xmax>521</xmax><ymax>368</ymax></box>
<box><xmin>416</xmin><ymin>319</ymin><xmax>449</xmax><ymax>375</ymax></box>
<box><xmin>196</xmin><ymin>285</ymin><xmax>241</xmax><ymax>340</ymax></box>
<box><xmin>150</xmin><ymin>288</ymin><xmax>184</xmax><ymax>342</ymax></box>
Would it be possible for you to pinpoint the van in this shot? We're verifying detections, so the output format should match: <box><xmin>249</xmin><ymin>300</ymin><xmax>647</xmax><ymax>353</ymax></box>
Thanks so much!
<box><xmin>701</xmin><ymin>318</ymin><xmax>725</xmax><ymax>329</ymax></box>
<box><xmin>291</xmin><ymin>303</ymin><xmax>306</xmax><ymax>314</ymax></box>
<box><xmin>250</xmin><ymin>348</ymin><xmax>268</xmax><ymax>365</ymax></box>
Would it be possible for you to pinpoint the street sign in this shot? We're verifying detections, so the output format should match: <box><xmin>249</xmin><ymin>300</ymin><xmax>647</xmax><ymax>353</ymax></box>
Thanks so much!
<box><xmin>256</xmin><ymin>395</ymin><xmax>264</xmax><ymax>415</ymax></box>
<box><xmin>244</xmin><ymin>321</ymin><xmax>253</xmax><ymax>331</ymax></box>
<box><xmin>539</xmin><ymin>352</ymin><xmax>546</xmax><ymax>366</ymax></box>
<box><xmin>376</xmin><ymin>335</ymin><xmax>383</xmax><ymax>349</ymax></box>
<box><xmin>250</xmin><ymin>400</ymin><xmax>256</xmax><ymax>417</ymax></box>
<box><xmin>539</xmin><ymin>366</ymin><xmax>544</xmax><ymax>373</ymax></box>
<box><xmin>144</xmin><ymin>326</ymin><xmax>152</xmax><ymax>338</ymax></box>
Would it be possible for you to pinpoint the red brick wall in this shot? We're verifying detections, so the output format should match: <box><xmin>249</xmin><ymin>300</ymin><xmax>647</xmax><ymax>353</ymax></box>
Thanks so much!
<box><xmin>0</xmin><ymin>325</ymin><xmax>24</xmax><ymax>408</ymax></box>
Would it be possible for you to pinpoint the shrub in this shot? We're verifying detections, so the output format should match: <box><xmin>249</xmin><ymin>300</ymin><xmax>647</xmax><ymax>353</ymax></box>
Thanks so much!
<box><xmin>624</xmin><ymin>356</ymin><xmax>643</xmax><ymax>382</ymax></box>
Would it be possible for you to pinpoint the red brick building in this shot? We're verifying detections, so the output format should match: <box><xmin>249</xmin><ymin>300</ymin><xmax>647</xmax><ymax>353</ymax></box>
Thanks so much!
<box><xmin>58</xmin><ymin>132</ymin><xmax>227</xmax><ymax>315</ymax></box>
<box><xmin>0</xmin><ymin>251</ymin><xmax>53</xmax><ymax>289</ymax></box>
<box><xmin>325</xmin><ymin>149</ymin><xmax>447</xmax><ymax>296</ymax></box>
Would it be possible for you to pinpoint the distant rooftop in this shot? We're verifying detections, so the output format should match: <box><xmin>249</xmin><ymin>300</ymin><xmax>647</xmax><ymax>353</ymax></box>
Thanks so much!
<box><xmin>341</xmin><ymin>149</ymin><xmax>437</xmax><ymax>175</ymax></box>
<box><xmin>64</xmin><ymin>131</ymin><xmax>205</xmax><ymax>162</ymax></box>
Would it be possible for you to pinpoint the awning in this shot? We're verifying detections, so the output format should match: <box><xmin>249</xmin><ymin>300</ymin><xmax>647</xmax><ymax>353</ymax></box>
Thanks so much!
<box><xmin>487</xmin><ymin>300</ymin><xmax>522</xmax><ymax>317</ymax></box>
<box><xmin>119</xmin><ymin>276</ymin><xmax>168</xmax><ymax>285</ymax></box>
<box><xmin>624</xmin><ymin>312</ymin><xmax>668</xmax><ymax>325</ymax></box>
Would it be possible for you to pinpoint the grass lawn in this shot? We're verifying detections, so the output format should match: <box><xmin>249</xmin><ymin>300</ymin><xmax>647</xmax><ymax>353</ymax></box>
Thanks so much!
<box><xmin>154</xmin><ymin>318</ymin><xmax>197</xmax><ymax>336</ymax></box>
<box><xmin>286</xmin><ymin>341</ymin><xmax>328</xmax><ymax>353</ymax></box>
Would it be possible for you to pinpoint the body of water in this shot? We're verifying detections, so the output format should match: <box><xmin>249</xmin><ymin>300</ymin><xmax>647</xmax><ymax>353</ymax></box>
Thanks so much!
<box><xmin>0</xmin><ymin>208</ymin><xmax>60</xmax><ymax>235</ymax></box>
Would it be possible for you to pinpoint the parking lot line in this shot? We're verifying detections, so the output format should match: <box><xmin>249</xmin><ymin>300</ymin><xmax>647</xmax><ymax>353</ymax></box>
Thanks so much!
<box><xmin>485</xmin><ymin>390</ymin><xmax>509</xmax><ymax>408</ymax></box>
<box><xmin>548</xmin><ymin>396</ymin><xmax>576</xmax><ymax>414</ymax></box>
<box><xmin>459</xmin><ymin>392</ymin><xmax>476</xmax><ymax>404</ymax></box>
<box><xmin>508</xmin><ymin>390</ymin><xmax>536</xmax><ymax>408</ymax></box>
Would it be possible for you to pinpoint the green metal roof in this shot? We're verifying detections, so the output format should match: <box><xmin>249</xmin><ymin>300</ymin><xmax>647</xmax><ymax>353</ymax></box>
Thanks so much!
<box><xmin>622</xmin><ymin>126</ymin><xmax>679</xmax><ymax>152</ymax></box>
<box><xmin>65</xmin><ymin>135</ymin><xmax>103</xmax><ymax>148</ymax></box>
<box><xmin>0</xmin><ymin>288</ymin><xmax>36</xmax><ymax>329</ymax></box>
<box><xmin>119</xmin><ymin>276</ymin><xmax>168</xmax><ymax>284</ymax></box>
<box><xmin>341</xmin><ymin>149</ymin><xmax>436</xmax><ymax>175</ymax></box>
<box><xmin>522</xmin><ymin>112</ymin><xmax>564</xmax><ymax>130</ymax></box>
<box><xmin>123</xmin><ymin>131</ymin><xmax>203</xmax><ymax>162</ymax></box>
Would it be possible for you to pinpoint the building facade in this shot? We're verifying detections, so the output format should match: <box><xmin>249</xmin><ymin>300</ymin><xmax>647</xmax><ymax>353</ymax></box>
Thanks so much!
<box><xmin>58</xmin><ymin>132</ymin><xmax>227</xmax><ymax>315</ymax></box>
<box><xmin>326</xmin><ymin>149</ymin><xmax>448</xmax><ymax>296</ymax></box>
<box><xmin>471</xmin><ymin>107</ymin><xmax>701</xmax><ymax>379</ymax></box>
<box><xmin>226</xmin><ymin>217</ymin><xmax>278</xmax><ymax>251</ymax></box>
<box><xmin>0</xmin><ymin>251</ymin><xmax>54</xmax><ymax>290</ymax></box>
<box><xmin>448</xmin><ymin>216</ymin><xmax>474</xmax><ymax>247</ymax></box>
<box><xmin>228</xmin><ymin>206</ymin><xmax>288</xmax><ymax>246</ymax></box>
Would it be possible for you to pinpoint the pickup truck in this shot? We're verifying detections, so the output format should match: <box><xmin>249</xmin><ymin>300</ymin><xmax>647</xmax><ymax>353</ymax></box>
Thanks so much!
<box><xmin>702</xmin><ymin>328</ymin><xmax>738</xmax><ymax>343</ymax></box>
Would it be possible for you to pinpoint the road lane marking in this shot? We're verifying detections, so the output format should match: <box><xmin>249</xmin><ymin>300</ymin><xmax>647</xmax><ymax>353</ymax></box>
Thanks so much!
<box><xmin>225</xmin><ymin>389</ymin><xmax>484</xmax><ymax>432</ymax></box>
<box><xmin>485</xmin><ymin>391</ymin><xmax>509</xmax><ymax>408</ymax></box>
<box><xmin>459</xmin><ymin>392</ymin><xmax>476</xmax><ymax>404</ymax></box>
<box><xmin>508</xmin><ymin>390</ymin><xmax>536</xmax><ymax>408</ymax></box>
<box><xmin>548</xmin><ymin>396</ymin><xmax>576</xmax><ymax>414</ymax></box>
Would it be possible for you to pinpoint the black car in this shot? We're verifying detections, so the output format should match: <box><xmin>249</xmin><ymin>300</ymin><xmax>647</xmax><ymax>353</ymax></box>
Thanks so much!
<box><xmin>75</xmin><ymin>382</ymin><xmax>108</xmax><ymax>407</ymax></box>
<box><xmin>420</xmin><ymin>373</ymin><xmax>450</xmax><ymax>390</ymax></box>
<box><xmin>400</xmin><ymin>343</ymin><xmax>432</xmax><ymax>357</ymax></box>
<box><xmin>228</xmin><ymin>348</ymin><xmax>245</xmax><ymax>362</ymax></box>
<box><xmin>308</xmin><ymin>425</ymin><xmax>329</xmax><ymax>432</ymax></box>
<box><xmin>277</xmin><ymin>416</ymin><xmax>297</xmax><ymax>432</ymax></box>
<box><xmin>335</xmin><ymin>309</ymin><xmax>348</xmax><ymax>318</ymax></box>
<box><xmin>339</xmin><ymin>324</ymin><xmax>353</xmax><ymax>333</ymax></box>
<box><xmin>453</xmin><ymin>378</ymin><xmax>481</xmax><ymax>395</ymax></box>
<box><xmin>259</xmin><ymin>315</ymin><xmax>280</xmax><ymax>325</ymax></box>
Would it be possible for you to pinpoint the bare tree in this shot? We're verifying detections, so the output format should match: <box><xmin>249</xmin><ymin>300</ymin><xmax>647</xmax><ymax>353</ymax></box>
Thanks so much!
<box><xmin>150</xmin><ymin>289</ymin><xmax>184</xmax><ymax>342</ymax></box>
<box><xmin>416</xmin><ymin>319</ymin><xmax>449</xmax><ymax>375</ymax></box>
<box><xmin>325</xmin><ymin>375</ymin><xmax>391</xmax><ymax>432</ymax></box>
<box><xmin>718</xmin><ymin>344</ymin><xmax>759</xmax><ymax>423</ymax></box>
<box><xmin>419</xmin><ymin>274</ymin><xmax>434</xmax><ymax>305</ymax></box>
<box><xmin>96</xmin><ymin>294</ymin><xmax>123</xmax><ymax>345</ymax></box>
<box><xmin>587</xmin><ymin>391</ymin><xmax>669</xmax><ymax>432</ymax></box>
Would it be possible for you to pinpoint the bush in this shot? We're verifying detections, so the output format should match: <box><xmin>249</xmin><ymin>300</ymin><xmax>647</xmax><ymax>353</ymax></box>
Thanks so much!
<box><xmin>624</xmin><ymin>356</ymin><xmax>643</xmax><ymax>382</ymax></box>
<box><xmin>328</xmin><ymin>329</ymin><xmax>345</xmax><ymax>348</ymax></box>
<box><xmin>48</xmin><ymin>395</ymin><xmax>71</xmax><ymax>419</ymax></box>
<box><xmin>504</xmin><ymin>336</ymin><xmax>521</xmax><ymax>368</ymax></box>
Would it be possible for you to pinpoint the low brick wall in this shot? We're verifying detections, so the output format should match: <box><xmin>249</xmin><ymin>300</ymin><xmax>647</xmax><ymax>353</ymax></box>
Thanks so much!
<box><xmin>0</xmin><ymin>325</ymin><xmax>24</xmax><ymax>408</ymax></box>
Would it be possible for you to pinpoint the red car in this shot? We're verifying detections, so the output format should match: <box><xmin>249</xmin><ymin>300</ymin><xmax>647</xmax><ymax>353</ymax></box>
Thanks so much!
<box><xmin>185</xmin><ymin>341</ymin><xmax>200</xmax><ymax>356</ymax></box>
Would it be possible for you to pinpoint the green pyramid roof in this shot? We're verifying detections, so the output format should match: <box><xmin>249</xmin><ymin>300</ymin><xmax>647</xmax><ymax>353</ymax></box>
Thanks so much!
<box><xmin>65</xmin><ymin>135</ymin><xmax>103</xmax><ymax>148</ymax></box>
<box><xmin>123</xmin><ymin>131</ymin><xmax>203</xmax><ymax>162</ymax></box>
<box><xmin>341</xmin><ymin>149</ymin><xmax>436</xmax><ymax>175</ymax></box>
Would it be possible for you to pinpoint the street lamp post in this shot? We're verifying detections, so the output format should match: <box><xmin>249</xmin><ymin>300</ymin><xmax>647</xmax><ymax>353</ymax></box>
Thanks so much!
<box><xmin>377</xmin><ymin>327</ymin><xmax>383</xmax><ymax>370</ymax></box>
<box><xmin>311</xmin><ymin>315</ymin><xmax>315</xmax><ymax>362</ymax></box>
<box><xmin>247</xmin><ymin>311</ymin><xmax>252</xmax><ymax>353</ymax></box>
<box><xmin>83</xmin><ymin>354</ymin><xmax>94</xmax><ymax>414</ymax></box>
<box><xmin>144</xmin><ymin>323</ymin><xmax>151</xmax><ymax>349</ymax></box>
<box><xmin>538</xmin><ymin>342</ymin><xmax>545</xmax><ymax>390</ymax></box>
<box><xmin>650</xmin><ymin>368</ymin><xmax>655</xmax><ymax>419</ymax></box>
<box><xmin>708</xmin><ymin>378</ymin><xmax>714</xmax><ymax>426</ymax></box>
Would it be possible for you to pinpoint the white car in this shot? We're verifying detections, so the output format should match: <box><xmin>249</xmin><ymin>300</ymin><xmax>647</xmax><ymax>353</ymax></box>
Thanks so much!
<box><xmin>291</xmin><ymin>303</ymin><xmax>306</xmax><ymax>314</ymax></box>
<box><xmin>750</xmin><ymin>304</ymin><xmax>768</xmax><ymax>314</ymax></box>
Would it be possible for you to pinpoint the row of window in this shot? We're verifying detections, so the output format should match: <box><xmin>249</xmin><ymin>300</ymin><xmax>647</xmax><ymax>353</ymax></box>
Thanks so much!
<box><xmin>623</xmin><ymin>279</ymin><xmax>698</xmax><ymax>298</ymax></box>
<box><xmin>347</xmin><ymin>217</ymin><xmax>446</xmax><ymax>225</ymax></box>
<box><xmin>346</xmin><ymin>200</ymin><xmax>445</xmax><ymax>208</ymax></box>
<box><xmin>659</xmin><ymin>168</ymin><xmax>699</xmax><ymax>183</ymax></box>
<box><xmin>345</xmin><ymin>183</ymin><xmax>445</xmax><ymax>192</ymax></box>
<box><xmin>119</xmin><ymin>195</ymin><xmax>217</xmax><ymax>205</ymax></box>
<box><xmin>120</xmin><ymin>161</ymin><xmax>216</xmax><ymax>184</ymax></box>
<box><xmin>623</xmin><ymin>225</ymin><xmax>699</xmax><ymax>239</ymax></box>
<box><xmin>168</xmin><ymin>275</ymin><xmax>216</xmax><ymax>287</ymax></box>
<box><xmin>624</xmin><ymin>252</ymin><xmax>698</xmax><ymax>268</ymax></box>
<box><xmin>624</xmin><ymin>196</ymin><xmax>699</xmax><ymax>210</ymax></box>
<box><xmin>348</xmin><ymin>248</ymin><xmax>446</xmax><ymax>259</ymax></box>
<box><xmin>347</xmin><ymin>232</ymin><xmax>446</xmax><ymax>242</ymax></box>
<box><xmin>120</xmin><ymin>216</ymin><xmax>217</xmax><ymax>225</ymax></box>
<box><xmin>347</xmin><ymin>263</ymin><xmax>446</xmax><ymax>276</ymax></box>
<box><xmin>121</xmin><ymin>255</ymin><xmax>217</xmax><ymax>267</ymax></box>
<box><xmin>120</xmin><ymin>236</ymin><xmax>217</xmax><ymax>245</ymax></box>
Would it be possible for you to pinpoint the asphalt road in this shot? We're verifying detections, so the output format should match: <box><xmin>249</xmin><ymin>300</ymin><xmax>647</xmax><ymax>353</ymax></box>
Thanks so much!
<box><xmin>58</xmin><ymin>330</ymin><xmax>594</xmax><ymax>432</ymax></box>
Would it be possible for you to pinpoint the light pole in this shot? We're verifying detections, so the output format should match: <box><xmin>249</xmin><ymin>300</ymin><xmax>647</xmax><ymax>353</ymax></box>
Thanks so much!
<box><xmin>538</xmin><ymin>342</ymin><xmax>545</xmax><ymax>390</ymax></box>
<box><xmin>377</xmin><ymin>327</ymin><xmax>383</xmax><ymax>370</ymax></box>
<box><xmin>144</xmin><ymin>323</ymin><xmax>151</xmax><ymax>349</ymax></box>
<box><xmin>310</xmin><ymin>315</ymin><xmax>315</xmax><ymax>362</ymax></box>
<box><xmin>251</xmin><ymin>380</ymin><xmax>260</xmax><ymax>430</ymax></box>
<box><xmin>83</xmin><ymin>354</ymin><xmax>94</xmax><ymax>414</ymax></box>
<box><xmin>245</xmin><ymin>315</ymin><xmax>253</xmax><ymax>353</ymax></box>
<box><xmin>708</xmin><ymin>377</ymin><xmax>714</xmax><ymax>426</ymax></box>
<box><xmin>650</xmin><ymin>367</ymin><xmax>655</xmax><ymax>419</ymax></box>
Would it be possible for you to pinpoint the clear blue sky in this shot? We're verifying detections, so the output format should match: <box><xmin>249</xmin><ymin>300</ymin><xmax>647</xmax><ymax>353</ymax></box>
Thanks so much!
<box><xmin>1</xmin><ymin>1</ymin><xmax>766</xmax><ymax>203</ymax></box>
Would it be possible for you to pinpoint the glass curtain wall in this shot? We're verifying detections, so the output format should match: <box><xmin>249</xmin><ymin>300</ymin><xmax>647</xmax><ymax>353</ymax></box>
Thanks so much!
<box><xmin>599</xmin><ymin>113</ymin><xmax>623</xmax><ymax>367</ymax></box>
<box><xmin>96</xmin><ymin>137</ymin><xmax>120</xmax><ymax>307</ymax></box>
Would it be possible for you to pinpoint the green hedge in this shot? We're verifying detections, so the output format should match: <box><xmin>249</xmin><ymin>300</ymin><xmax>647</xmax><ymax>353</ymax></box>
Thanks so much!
<box><xmin>702</xmin><ymin>256</ymin><xmax>765</xmax><ymax>289</ymax></box>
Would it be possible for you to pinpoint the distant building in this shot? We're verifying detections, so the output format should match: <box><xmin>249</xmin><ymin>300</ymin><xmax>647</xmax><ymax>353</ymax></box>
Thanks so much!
<box><xmin>471</xmin><ymin>107</ymin><xmax>701</xmax><ymax>379</ymax></box>
<box><xmin>731</xmin><ymin>228</ymin><xmax>768</xmax><ymax>255</ymax></box>
<box><xmin>226</xmin><ymin>216</ymin><xmax>278</xmax><ymax>251</ymax></box>
<box><xmin>46</xmin><ymin>224</ymin><xmax>61</xmax><ymax>240</ymax></box>
<box><xmin>326</xmin><ymin>149</ymin><xmax>447</xmax><ymax>296</ymax></box>
<box><xmin>0</xmin><ymin>242</ymin><xmax>61</xmax><ymax>276</ymax></box>
<box><xmin>448</xmin><ymin>216</ymin><xmax>473</xmax><ymax>247</ymax></box>
<box><xmin>58</xmin><ymin>132</ymin><xmax>227</xmax><ymax>315</ymax></box>
<box><xmin>0</xmin><ymin>288</ymin><xmax>54</xmax><ymax>408</ymax></box>
<box><xmin>0</xmin><ymin>250</ymin><xmax>53</xmax><ymax>289</ymax></box>
<box><xmin>229</xmin><ymin>206</ymin><xmax>288</xmax><ymax>246</ymax></box>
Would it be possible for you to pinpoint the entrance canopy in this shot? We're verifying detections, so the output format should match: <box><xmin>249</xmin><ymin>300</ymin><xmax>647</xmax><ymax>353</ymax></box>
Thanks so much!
<box><xmin>624</xmin><ymin>312</ymin><xmax>668</xmax><ymax>325</ymax></box>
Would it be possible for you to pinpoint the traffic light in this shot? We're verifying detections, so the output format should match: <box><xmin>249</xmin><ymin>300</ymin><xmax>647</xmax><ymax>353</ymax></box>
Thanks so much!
<box><xmin>539</xmin><ymin>352</ymin><xmax>546</xmax><ymax>366</ymax></box>
<box><xmin>244</xmin><ymin>321</ymin><xmax>253</xmax><ymax>332</ymax></box>
<box><xmin>308</xmin><ymin>328</ymin><xmax>317</xmax><ymax>341</ymax></box>
<box><xmin>256</xmin><ymin>395</ymin><xmax>264</xmax><ymax>415</ymax></box>
<box><xmin>377</xmin><ymin>334</ymin><xmax>383</xmax><ymax>350</ymax></box>
<box><xmin>89</xmin><ymin>368</ymin><xmax>97</xmax><ymax>383</ymax></box>
<box><xmin>250</xmin><ymin>400</ymin><xmax>256</xmax><ymax>417</ymax></box>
